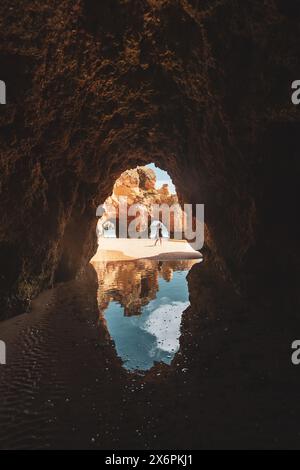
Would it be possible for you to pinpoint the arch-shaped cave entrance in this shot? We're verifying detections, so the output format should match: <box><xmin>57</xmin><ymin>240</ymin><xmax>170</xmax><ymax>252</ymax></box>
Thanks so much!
<box><xmin>90</xmin><ymin>162</ymin><xmax>203</xmax><ymax>371</ymax></box>
<box><xmin>92</xmin><ymin>162</ymin><xmax>203</xmax><ymax>258</ymax></box>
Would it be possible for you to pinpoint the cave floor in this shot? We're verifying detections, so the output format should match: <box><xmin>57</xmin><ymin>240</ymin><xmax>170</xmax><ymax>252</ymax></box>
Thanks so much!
<box><xmin>0</xmin><ymin>261</ymin><xmax>299</xmax><ymax>450</ymax></box>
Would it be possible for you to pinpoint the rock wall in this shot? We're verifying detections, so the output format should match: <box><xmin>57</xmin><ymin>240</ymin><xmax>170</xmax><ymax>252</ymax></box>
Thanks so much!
<box><xmin>0</xmin><ymin>0</ymin><xmax>299</xmax><ymax>316</ymax></box>
<box><xmin>99</xmin><ymin>166</ymin><xmax>181</xmax><ymax>236</ymax></box>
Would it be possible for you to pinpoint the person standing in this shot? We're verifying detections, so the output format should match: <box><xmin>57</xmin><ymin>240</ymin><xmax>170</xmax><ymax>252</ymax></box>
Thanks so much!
<box><xmin>154</xmin><ymin>222</ymin><xmax>163</xmax><ymax>246</ymax></box>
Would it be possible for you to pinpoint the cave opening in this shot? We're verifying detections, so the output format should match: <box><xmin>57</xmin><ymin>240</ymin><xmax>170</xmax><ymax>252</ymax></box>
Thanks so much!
<box><xmin>92</xmin><ymin>162</ymin><xmax>202</xmax><ymax>262</ymax></box>
<box><xmin>90</xmin><ymin>163</ymin><xmax>202</xmax><ymax>372</ymax></box>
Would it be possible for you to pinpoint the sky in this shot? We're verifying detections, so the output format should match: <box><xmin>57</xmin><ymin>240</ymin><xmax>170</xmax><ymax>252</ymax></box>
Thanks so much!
<box><xmin>146</xmin><ymin>163</ymin><xmax>176</xmax><ymax>194</ymax></box>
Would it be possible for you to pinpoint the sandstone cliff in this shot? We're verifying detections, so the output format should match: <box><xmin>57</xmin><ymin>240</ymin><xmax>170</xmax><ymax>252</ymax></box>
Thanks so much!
<box><xmin>100</xmin><ymin>166</ymin><xmax>181</xmax><ymax>236</ymax></box>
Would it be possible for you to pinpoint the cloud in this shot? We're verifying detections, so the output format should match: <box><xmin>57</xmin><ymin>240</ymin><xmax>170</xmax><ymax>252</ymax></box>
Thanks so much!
<box><xmin>142</xmin><ymin>301</ymin><xmax>189</xmax><ymax>353</ymax></box>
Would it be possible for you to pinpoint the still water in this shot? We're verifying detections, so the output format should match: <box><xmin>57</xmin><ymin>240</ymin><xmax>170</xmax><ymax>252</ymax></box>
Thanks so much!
<box><xmin>93</xmin><ymin>259</ymin><xmax>200</xmax><ymax>371</ymax></box>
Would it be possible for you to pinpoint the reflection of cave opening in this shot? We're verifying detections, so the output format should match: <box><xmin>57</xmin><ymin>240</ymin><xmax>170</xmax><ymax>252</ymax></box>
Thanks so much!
<box><xmin>94</xmin><ymin>259</ymin><xmax>201</xmax><ymax>372</ymax></box>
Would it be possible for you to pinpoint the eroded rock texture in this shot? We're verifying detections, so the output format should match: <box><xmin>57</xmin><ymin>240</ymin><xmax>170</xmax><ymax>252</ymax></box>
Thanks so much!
<box><xmin>0</xmin><ymin>0</ymin><xmax>299</xmax><ymax>316</ymax></box>
<box><xmin>99</xmin><ymin>166</ymin><xmax>182</xmax><ymax>236</ymax></box>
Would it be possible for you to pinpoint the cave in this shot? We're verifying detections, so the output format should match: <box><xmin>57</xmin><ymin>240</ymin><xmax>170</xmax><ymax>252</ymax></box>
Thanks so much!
<box><xmin>0</xmin><ymin>0</ymin><xmax>299</xmax><ymax>450</ymax></box>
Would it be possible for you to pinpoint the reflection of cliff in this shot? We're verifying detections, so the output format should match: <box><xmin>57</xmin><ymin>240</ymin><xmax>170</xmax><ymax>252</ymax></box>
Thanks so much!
<box><xmin>93</xmin><ymin>259</ymin><xmax>198</xmax><ymax>317</ymax></box>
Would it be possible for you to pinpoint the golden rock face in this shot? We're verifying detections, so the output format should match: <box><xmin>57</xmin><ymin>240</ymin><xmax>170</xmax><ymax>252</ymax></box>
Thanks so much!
<box><xmin>100</xmin><ymin>166</ymin><xmax>182</xmax><ymax>235</ymax></box>
<box><xmin>0</xmin><ymin>0</ymin><xmax>298</xmax><ymax>317</ymax></box>
<box><xmin>93</xmin><ymin>258</ymin><xmax>198</xmax><ymax>318</ymax></box>
<box><xmin>104</xmin><ymin>167</ymin><xmax>178</xmax><ymax>219</ymax></box>
<box><xmin>111</xmin><ymin>166</ymin><xmax>175</xmax><ymax>204</ymax></box>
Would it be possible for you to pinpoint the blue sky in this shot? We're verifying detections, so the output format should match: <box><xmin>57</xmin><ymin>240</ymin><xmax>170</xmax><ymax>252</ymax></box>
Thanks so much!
<box><xmin>146</xmin><ymin>163</ymin><xmax>176</xmax><ymax>194</ymax></box>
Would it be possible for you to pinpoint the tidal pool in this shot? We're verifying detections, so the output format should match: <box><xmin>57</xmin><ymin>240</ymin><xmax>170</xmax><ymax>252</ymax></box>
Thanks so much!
<box><xmin>93</xmin><ymin>259</ymin><xmax>200</xmax><ymax>371</ymax></box>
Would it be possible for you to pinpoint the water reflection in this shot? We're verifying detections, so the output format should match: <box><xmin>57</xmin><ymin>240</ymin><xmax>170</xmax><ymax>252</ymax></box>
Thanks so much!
<box><xmin>93</xmin><ymin>259</ymin><xmax>200</xmax><ymax>371</ymax></box>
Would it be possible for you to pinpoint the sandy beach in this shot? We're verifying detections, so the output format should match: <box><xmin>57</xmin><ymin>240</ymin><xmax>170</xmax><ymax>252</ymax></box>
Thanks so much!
<box><xmin>90</xmin><ymin>238</ymin><xmax>202</xmax><ymax>262</ymax></box>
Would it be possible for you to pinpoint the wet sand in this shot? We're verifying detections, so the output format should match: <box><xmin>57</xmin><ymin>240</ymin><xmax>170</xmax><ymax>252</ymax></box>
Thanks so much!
<box><xmin>0</xmin><ymin>260</ymin><xmax>299</xmax><ymax>449</ymax></box>
<box><xmin>91</xmin><ymin>238</ymin><xmax>202</xmax><ymax>262</ymax></box>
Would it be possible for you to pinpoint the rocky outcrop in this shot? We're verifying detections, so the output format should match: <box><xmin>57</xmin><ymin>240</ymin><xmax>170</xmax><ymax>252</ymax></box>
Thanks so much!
<box><xmin>0</xmin><ymin>0</ymin><xmax>299</xmax><ymax>316</ymax></box>
<box><xmin>99</xmin><ymin>166</ymin><xmax>181</xmax><ymax>236</ymax></box>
